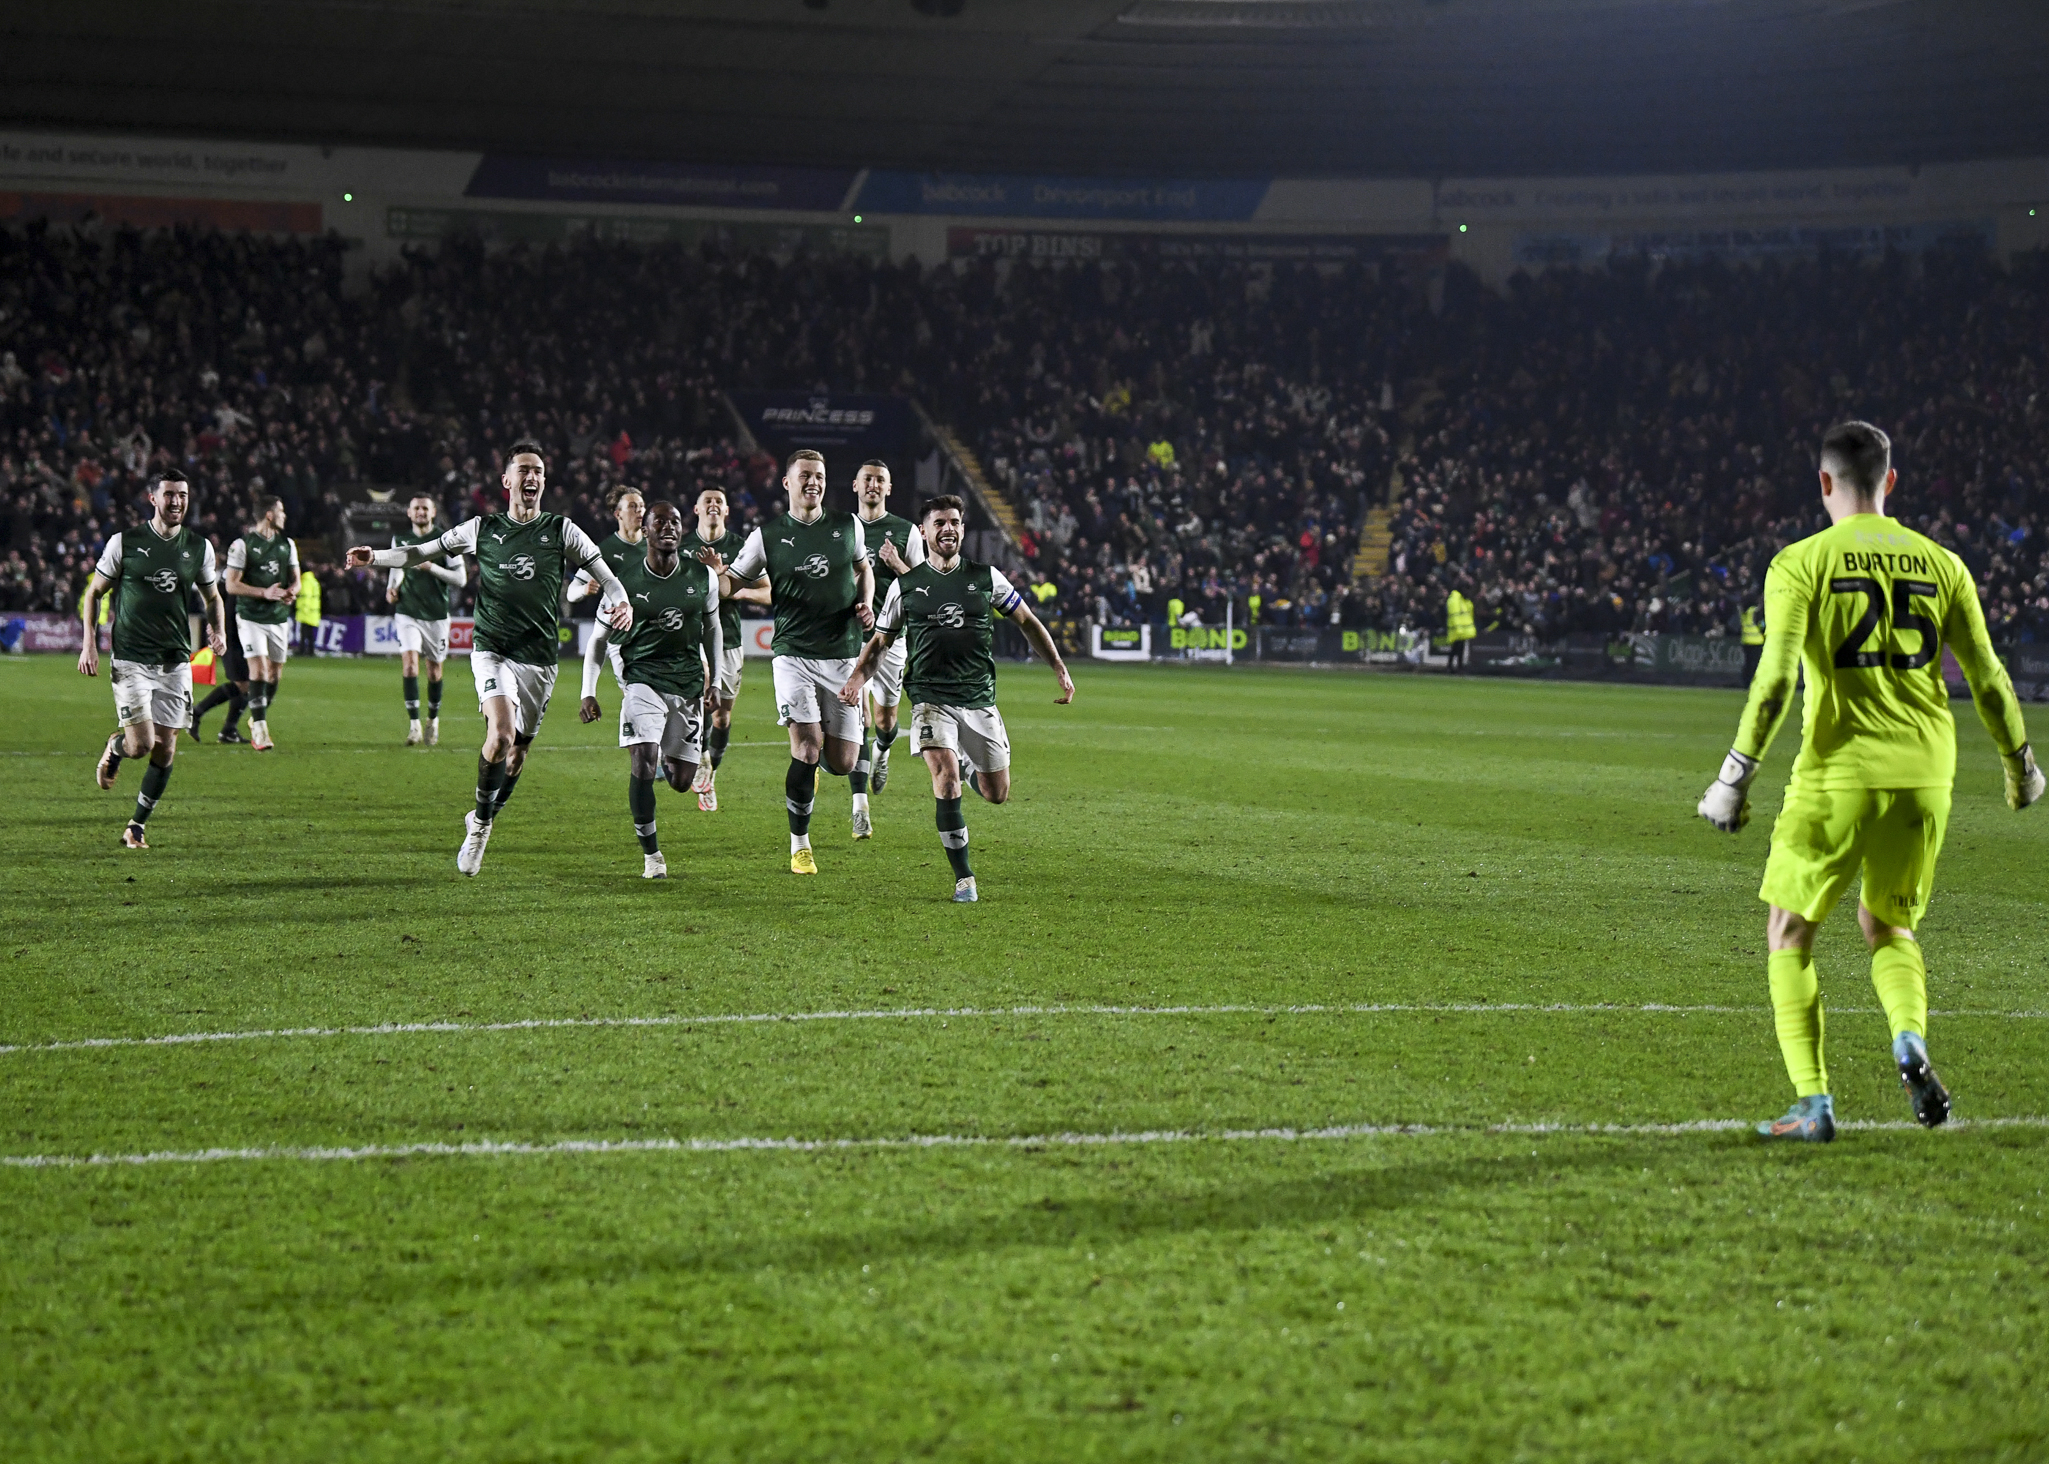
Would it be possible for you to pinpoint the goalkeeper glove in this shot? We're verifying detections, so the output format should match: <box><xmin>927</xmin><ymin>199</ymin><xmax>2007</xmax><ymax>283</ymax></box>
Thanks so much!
<box><xmin>2005</xmin><ymin>743</ymin><xmax>2045</xmax><ymax>811</ymax></box>
<box><xmin>1697</xmin><ymin>748</ymin><xmax>1760</xmax><ymax>832</ymax></box>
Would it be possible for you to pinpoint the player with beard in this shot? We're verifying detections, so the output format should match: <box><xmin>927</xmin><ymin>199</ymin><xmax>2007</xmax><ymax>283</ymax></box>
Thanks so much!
<box><xmin>348</xmin><ymin>440</ymin><xmax>632</xmax><ymax>875</ymax></box>
<box><xmin>840</xmin><ymin>496</ymin><xmax>1073</xmax><ymax>901</ymax></box>
<box><xmin>847</xmin><ymin>460</ymin><xmax>925</xmax><ymax>835</ymax></box>
<box><xmin>222</xmin><ymin>493</ymin><xmax>299</xmax><ymax>751</ymax></box>
<box><xmin>79</xmin><ymin>469</ymin><xmax>228</xmax><ymax>848</ymax></box>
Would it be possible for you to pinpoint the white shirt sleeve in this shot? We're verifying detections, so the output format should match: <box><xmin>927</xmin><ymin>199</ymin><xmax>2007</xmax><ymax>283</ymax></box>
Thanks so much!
<box><xmin>93</xmin><ymin>534</ymin><xmax>124</xmax><ymax>580</ymax></box>
<box><xmin>581</xmin><ymin>622</ymin><xmax>610</xmax><ymax>701</ymax></box>
<box><xmin>371</xmin><ymin>517</ymin><xmax>479</xmax><ymax>568</ymax></box>
<box><xmin>387</xmin><ymin>535</ymin><xmax>404</xmax><ymax>596</ymax></box>
<box><xmin>729</xmin><ymin>528</ymin><xmax>767</xmax><ymax>581</ymax></box>
<box><xmin>198</xmin><ymin>540</ymin><xmax>219</xmax><ymax>587</ymax></box>
<box><xmin>848</xmin><ymin>518</ymin><xmax>867</xmax><ymax>561</ymax></box>
<box><xmin>905</xmin><ymin>525</ymin><xmax>927</xmax><ymax>567</ymax></box>
<box><xmin>226</xmin><ymin>537</ymin><xmax>248</xmax><ymax>570</ymax></box>
<box><xmin>286</xmin><ymin>539</ymin><xmax>301</xmax><ymax>573</ymax></box>
<box><xmin>703</xmin><ymin>564</ymin><xmax>724</xmax><ymax>668</ymax></box>
<box><xmin>563</xmin><ymin>521</ymin><xmax>625</xmax><ymax>600</ymax></box>
<box><xmin>988</xmin><ymin>568</ymin><xmax>1024</xmax><ymax>615</ymax></box>
<box><xmin>875</xmin><ymin>579</ymin><xmax>905</xmax><ymax>635</ymax></box>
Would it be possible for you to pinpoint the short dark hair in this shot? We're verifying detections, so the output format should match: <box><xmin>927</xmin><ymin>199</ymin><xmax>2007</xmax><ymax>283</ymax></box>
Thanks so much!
<box><xmin>646</xmin><ymin>500</ymin><xmax>683</xmax><ymax>522</ymax></box>
<box><xmin>609</xmin><ymin>483</ymin><xmax>644</xmax><ymax>506</ymax></box>
<box><xmin>506</xmin><ymin>438</ymin><xmax>547</xmax><ymax>466</ymax></box>
<box><xmin>695</xmin><ymin>484</ymin><xmax>728</xmax><ymax>500</ymax></box>
<box><xmin>921</xmin><ymin>494</ymin><xmax>965</xmax><ymax>520</ymax></box>
<box><xmin>860</xmin><ymin>458</ymin><xmax>889</xmax><ymax>471</ymax></box>
<box><xmin>252</xmin><ymin>492</ymin><xmax>281</xmax><ymax>516</ymax></box>
<box><xmin>153</xmin><ymin>468</ymin><xmax>189</xmax><ymax>491</ymax></box>
<box><xmin>1820</xmin><ymin>420</ymin><xmax>1890</xmax><ymax>496</ymax></box>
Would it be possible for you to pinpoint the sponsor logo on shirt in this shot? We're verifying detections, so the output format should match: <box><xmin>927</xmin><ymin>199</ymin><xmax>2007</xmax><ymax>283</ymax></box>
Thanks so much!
<box><xmin>799</xmin><ymin>554</ymin><xmax>832</xmax><ymax>579</ymax></box>
<box><xmin>657</xmin><ymin>608</ymin><xmax>688</xmax><ymax>631</ymax></box>
<box><xmin>935</xmin><ymin>603</ymin><xmax>967</xmax><ymax>629</ymax></box>
<box><xmin>147</xmin><ymin>569</ymin><xmax>180</xmax><ymax>593</ymax></box>
<box><xmin>506</xmin><ymin>554</ymin><xmax>538</xmax><ymax>581</ymax></box>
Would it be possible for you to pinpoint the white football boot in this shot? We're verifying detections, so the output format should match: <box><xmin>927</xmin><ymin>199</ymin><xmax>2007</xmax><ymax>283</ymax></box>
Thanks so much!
<box><xmin>643</xmin><ymin>852</ymin><xmax>668</xmax><ymax>880</ymax></box>
<box><xmin>406</xmin><ymin>719</ymin><xmax>424</xmax><ymax>746</ymax></box>
<box><xmin>456</xmin><ymin>810</ymin><xmax>493</xmax><ymax>876</ymax></box>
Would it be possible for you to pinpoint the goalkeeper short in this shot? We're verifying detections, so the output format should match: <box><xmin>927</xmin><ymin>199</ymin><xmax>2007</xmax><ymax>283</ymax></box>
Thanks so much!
<box><xmin>1758</xmin><ymin>784</ymin><xmax>1950</xmax><ymax>930</ymax></box>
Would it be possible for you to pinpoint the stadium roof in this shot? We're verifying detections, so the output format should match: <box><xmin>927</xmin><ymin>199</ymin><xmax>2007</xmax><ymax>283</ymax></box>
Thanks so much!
<box><xmin>6</xmin><ymin>0</ymin><xmax>2049</xmax><ymax>181</ymax></box>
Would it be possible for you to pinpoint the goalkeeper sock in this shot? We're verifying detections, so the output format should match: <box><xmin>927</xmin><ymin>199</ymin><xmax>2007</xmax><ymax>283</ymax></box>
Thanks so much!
<box><xmin>403</xmin><ymin>674</ymin><xmax>420</xmax><ymax>718</ymax></box>
<box><xmin>785</xmin><ymin>758</ymin><xmax>815</xmax><ymax>837</ymax></box>
<box><xmin>1767</xmin><ymin>948</ymin><xmax>1828</xmax><ymax>1097</ymax></box>
<box><xmin>936</xmin><ymin>795</ymin><xmax>972</xmax><ymax>880</ymax></box>
<box><xmin>474</xmin><ymin>755</ymin><xmax>507</xmax><ymax>824</ymax></box>
<box><xmin>708</xmin><ymin>721</ymin><xmax>730</xmax><ymax>770</ymax></box>
<box><xmin>428</xmin><ymin>677</ymin><xmax>444</xmax><ymax>718</ymax></box>
<box><xmin>493</xmin><ymin>771</ymin><xmax>521</xmax><ymax>815</ymax></box>
<box><xmin>1870</xmin><ymin>935</ymin><xmax>1929</xmax><ymax>1041</ymax></box>
<box><xmin>132</xmin><ymin>760</ymin><xmax>172</xmax><ymax>826</ymax></box>
<box><xmin>628</xmin><ymin>775</ymin><xmax>659</xmax><ymax>855</ymax></box>
<box><xmin>850</xmin><ymin>733</ymin><xmax>872</xmax><ymax>795</ymax></box>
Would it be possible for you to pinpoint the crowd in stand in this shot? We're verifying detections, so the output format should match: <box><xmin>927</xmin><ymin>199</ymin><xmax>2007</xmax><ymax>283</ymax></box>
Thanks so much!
<box><xmin>3</xmin><ymin>213</ymin><xmax>2045</xmax><ymax>649</ymax></box>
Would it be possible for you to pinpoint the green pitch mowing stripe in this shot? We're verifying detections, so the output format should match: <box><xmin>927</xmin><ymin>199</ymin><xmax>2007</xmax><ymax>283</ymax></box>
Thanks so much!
<box><xmin>3</xmin><ymin>655</ymin><xmax>2044</xmax><ymax>1461</ymax></box>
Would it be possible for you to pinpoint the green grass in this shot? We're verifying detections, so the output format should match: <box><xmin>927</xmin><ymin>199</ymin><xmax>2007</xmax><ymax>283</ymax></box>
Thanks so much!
<box><xmin>3</xmin><ymin>653</ymin><xmax>2045</xmax><ymax>1462</ymax></box>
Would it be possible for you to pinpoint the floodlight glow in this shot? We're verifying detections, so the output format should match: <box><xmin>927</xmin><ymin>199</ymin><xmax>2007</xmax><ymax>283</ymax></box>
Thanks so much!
<box><xmin>1458</xmin><ymin>223</ymin><xmax>1467</xmax><ymax>232</ymax></box>
<box><xmin>343</xmin><ymin>193</ymin><xmax>353</xmax><ymax>202</ymax></box>
<box><xmin>854</xmin><ymin>214</ymin><xmax>863</xmax><ymax>222</ymax></box>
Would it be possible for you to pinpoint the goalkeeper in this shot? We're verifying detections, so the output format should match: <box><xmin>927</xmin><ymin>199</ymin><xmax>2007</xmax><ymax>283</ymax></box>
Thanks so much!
<box><xmin>1696</xmin><ymin>420</ymin><xmax>2041</xmax><ymax>1142</ymax></box>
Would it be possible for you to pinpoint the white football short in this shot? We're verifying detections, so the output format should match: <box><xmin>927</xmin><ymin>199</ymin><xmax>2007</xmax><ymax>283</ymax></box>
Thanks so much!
<box><xmin>472</xmin><ymin>651</ymin><xmax>557</xmax><ymax>739</ymax></box>
<box><xmin>772</xmin><ymin>655</ymin><xmax>861</xmax><ymax>742</ymax></box>
<box><xmin>716</xmin><ymin>646</ymin><xmax>745</xmax><ymax>702</ymax></box>
<box><xmin>112</xmin><ymin>659</ymin><xmax>192</xmax><ymax>730</ymax></box>
<box><xmin>394</xmin><ymin>614</ymin><xmax>451</xmax><ymax>662</ymax></box>
<box><xmin>867</xmin><ymin>637</ymin><xmax>907</xmax><ymax>709</ymax></box>
<box><xmin>618</xmin><ymin>683</ymin><xmax>704</xmax><ymax>762</ymax></box>
<box><xmin>236</xmin><ymin>618</ymin><xmax>291</xmax><ymax>664</ymax></box>
<box><xmin>909</xmin><ymin>702</ymin><xmax>1012</xmax><ymax>773</ymax></box>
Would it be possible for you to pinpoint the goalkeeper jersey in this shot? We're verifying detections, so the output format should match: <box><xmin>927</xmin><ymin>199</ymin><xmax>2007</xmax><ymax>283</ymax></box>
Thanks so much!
<box><xmin>1733</xmin><ymin>514</ymin><xmax>2026</xmax><ymax>790</ymax></box>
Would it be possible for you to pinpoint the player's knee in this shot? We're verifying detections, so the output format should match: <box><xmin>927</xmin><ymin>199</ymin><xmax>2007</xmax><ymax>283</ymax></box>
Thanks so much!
<box><xmin>1857</xmin><ymin>904</ymin><xmax>1912</xmax><ymax>949</ymax></box>
<box><xmin>1766</xmin><ymin>904</ymin><xmax>1818</xmax><ymax>950</ymax></box>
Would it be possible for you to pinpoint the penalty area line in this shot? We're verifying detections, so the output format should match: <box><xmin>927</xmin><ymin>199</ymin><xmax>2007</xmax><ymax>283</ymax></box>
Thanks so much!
<box><xmin>5</xmin><ymin>1001</ymin><xmax>2045</xmax><ymax>1060</ymax></box>
<box><xmin>7</xmin><ymin>1115</ymin><xmax>2049</xmax><ymax>1170</ymax></box>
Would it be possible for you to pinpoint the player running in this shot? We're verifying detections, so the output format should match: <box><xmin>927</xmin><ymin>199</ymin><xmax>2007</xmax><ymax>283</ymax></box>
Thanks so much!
<box><xmin>347</xmin><ymin>440</ymin><xmax>632</xmax><ymax>875</ymax></box>
<box><xmin>681</xmin><ymin>485</ymin><xmax>758</xmax><ymax>812</ymax></box>
<box><xmin>386</xmin><ymin>492</ymin><xmax>467</xmax><ymax>745</ymax></box>
<box><xmin>1697</xmin><ymin>421</ymin><xmax>2041</xmax><ymax>1142</ymax></box>
<box><xmin>566</xmin><ymin>484</ymin><xmax>647</xmax><ymax>694</ymax></box>
<box><xmin>848</xmin><ymin>459</ymin><xmax>925</xmax><ymax>835</ymax></box>
<box><xmin>78</xmin><ymin>469</ymin><xmax>228</xmax><ymax>849</ymax></box>
<box><xmin>578</xmin><ymin>502</ymin><xmax>723</xmax><ymax>878</ymax></box>
<box><xmin>188</xmin><ymin>574</ymin><xmax>252</xmax><ymax>743</ymax></box>
<box><xmin>839</xmin><ymin>494</ymin><xmax>1073</xmax><ymax>902</ymax></box>
<box><xmin>712</xmin><ymin>449</ymin><xmax>874</xmax><ymax>874</ymax></box>
<box><xmin>222</xmin><ymin>493</ymin><xmax>299</xmax><ymax>751</ymax></box>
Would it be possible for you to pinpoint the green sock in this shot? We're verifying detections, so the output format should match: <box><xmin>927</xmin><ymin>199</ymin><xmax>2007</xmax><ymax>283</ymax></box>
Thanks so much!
<box><xmin>1870</xmin><ymin>935</ymin><xmax>1928</xmax><ymax>1041</ymax></box>
<box><xmin>428</xmin><ymin>678</ymin><xmax>444</xmax><ymax>717</ymax></box>
<box><xmin>132</xmin><ymin>761</ymin><xmax>172</xmax><ymax>826</ymax></box>
<box><xmin>935</xmin><ymin>795</ymin><xmax>972</xmax><ymax>880</ymax></box>
<box><xmin>403</xmin><ymin>674</ymin><xmax>420</xmax><ymax>717</ymax></box>
<box><xmin>850</xmin><ymin>733</ymin><xmax>872</xmax><ymax>795</ymax></box>
<box><xmin>629</xmin><ymin>775</ymin><xmax>659</xmax><ymax>855</ymax></box>
<box><xmin>785</xmin><ymin>758</ymin><xmax>815</xmax><ymax>835</ymax></box>
<box><xmin>874</xmin><ymin>723</ymin><xmax>898</xmax><ymax>755</ymax></box>
<box><xmin>493</xmin><ymin>771</ymin><xmax>521</xmax><ymax>815</ymax></box>
<box><xmin>708</xmin><ymin>722</ymin><xmax>729</xmax><ymax>769</ymax></box>
<box><xmin>1767</xmin><ymin>948</ymin><xmax>1828</xmax><ymax>1097</ymax></box>
<box><xmin>474</xmin><ymin>755</ymin><xmax>506</xmax><ymax>824</ymax></box>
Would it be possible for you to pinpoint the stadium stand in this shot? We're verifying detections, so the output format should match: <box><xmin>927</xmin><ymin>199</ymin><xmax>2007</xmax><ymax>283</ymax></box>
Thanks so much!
<box><xmin>3</xmin><ymin>218</ymin><xmax>2044</xmax><ymax>649</ymax></box>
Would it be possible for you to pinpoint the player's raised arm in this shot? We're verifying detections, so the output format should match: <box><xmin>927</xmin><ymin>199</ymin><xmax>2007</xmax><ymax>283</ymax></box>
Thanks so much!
<box><xmin>355</xmin><ymin>517</ymin><xmax>480</xmax><ymax>571</ymax></box>
<box><xmin>1942</xmin><ymin>560</ymin><xmax>2043</xmax><ymax>809</ymax></box>
<box><xmin>998</xmin><ymin>572</ymin><xmax>1074</xmax><ymax>704</ymax></box>
<box><xmin>1699</xmin><ymin>561</ymin><xmax>1806</xmax><ymax>831</ymax></box>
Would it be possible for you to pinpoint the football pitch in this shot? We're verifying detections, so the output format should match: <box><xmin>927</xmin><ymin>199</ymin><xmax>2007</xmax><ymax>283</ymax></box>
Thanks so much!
<box><xmin>4</xmin><ymin>653</ymin><xmax>2045</xmax><ymax>1461</ymax></box>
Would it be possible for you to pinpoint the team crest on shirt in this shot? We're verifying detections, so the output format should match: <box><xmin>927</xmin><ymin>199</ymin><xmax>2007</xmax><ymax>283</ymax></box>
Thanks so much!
<box><xmin>799</xmin><ymin>554</ymin><xmax>831</xmax><ymax>578</ymax></box>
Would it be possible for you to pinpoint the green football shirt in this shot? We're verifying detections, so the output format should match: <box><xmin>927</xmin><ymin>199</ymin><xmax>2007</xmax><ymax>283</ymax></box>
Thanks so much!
<box><xmin>391</xmin><ymin>529</ymin><xmax>459</xmax><ymax>620</ymax></box>
<box><xmin>730</xmin><ymin>510</ymin><xmax>868</xmax><ymax>659</ymax></box>
<box><xmin>876</xmin><ymin>557</ymin><xmax>1023</xmax><ymax>710</ymax></box>
<box><xmin>1734</xmin><ymin>514</ymin><xmax>2027</xmax><ymax>790</ymax></box>
<box><xmin>681</xmin><ymin>526</ymin><xmax>748</xmax><ymax>650</ymax></box>
<box><xmin>429</xmin><ymin>512</ymin><xmax>607</xmax><ymax>666</ymax></box>
<box><xmin>858</xmin><ymin>510</ymin><xmax>924</xmax><ymax>602</ymax></box>
<box><xmin>613</xmin><ymin>552</ymin><xmax>721</xmax><ymax>700</ymax></box>
<box><xmin>94</xmin><ymin>525</ymin><xmax>218</xmax><ymax>668</ymax></box>
<box><xmin>227</xmin><ymin>529</ymin><xmax>299</xmax><ymax>625</ymax></box>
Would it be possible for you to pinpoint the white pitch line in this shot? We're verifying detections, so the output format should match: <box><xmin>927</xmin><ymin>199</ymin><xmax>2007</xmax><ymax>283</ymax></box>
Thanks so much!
<box><xmin>6</xmin><ymin>1114</ymin><xmax>2047</xmax><ymax>1170</ymax></box>
<box><xmin>5</xmin><ymin>1000</ymin><xmax>2045</xmax><ymax>1060</ymax></box>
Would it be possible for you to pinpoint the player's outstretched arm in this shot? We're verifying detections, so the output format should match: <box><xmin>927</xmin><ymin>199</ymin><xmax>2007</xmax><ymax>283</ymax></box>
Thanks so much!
<box><xmin>839</xmin><ymin>630</ymin><xmax>893</xmax><ymax>705</ymax></box>
<box><xmin>355</xmin><ymin>519</ymin><xmax>479</xmax><ymax>572</ymax></box>
<box><xmin>1944</xmin><ymin>576</ymin><xmax>2042</xmax><ymax>809</ymax></box>
<box><xmin>1699</xmin><ymin>566</ymin><xmax>1801</xmax><ymax>832</ymax></box>
<box><xmin>1008</xmin><ymin>603</ymin><xmax>1075</xmax><ymax>704</ymax></box>
<box><xmin>579</xmin><ymin>621</ymin><xmax>609</xmax><ymax>724</ymax></box>
<box><xmin>77</xmin><ymin>570</ymin><xmax>111</xmax><ymax>676</ymax></box>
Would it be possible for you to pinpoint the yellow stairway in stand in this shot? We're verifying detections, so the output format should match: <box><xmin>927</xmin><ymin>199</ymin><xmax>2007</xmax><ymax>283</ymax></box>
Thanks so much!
<box><xmin>919</xmin><ymin>410</ymin><xmax>1027</xmax><ymax>548</ymax></box>
<box><xmin>1352</xmin><ymin>505</ymin><xmax>1394</xmax><ymax>584</ymax></box>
